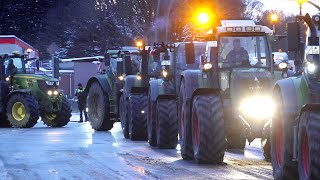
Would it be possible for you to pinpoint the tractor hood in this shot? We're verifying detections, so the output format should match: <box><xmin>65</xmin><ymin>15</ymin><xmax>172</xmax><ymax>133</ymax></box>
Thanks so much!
<box><xmin>14</xmin><ymin>74</ymin><xmax>59</xmax><ymax>82</ymax></box>
<box><xmin>230</xmin><ymin>67</ymin><xmax>273</xmax><ymax>106</ymax></box>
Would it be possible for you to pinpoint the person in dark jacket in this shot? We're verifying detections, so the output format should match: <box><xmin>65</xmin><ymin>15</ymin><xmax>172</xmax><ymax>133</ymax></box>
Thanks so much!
<box><xmin>6</xmin><ymin>59</ymin><xmax>17</xmax><ymax>77</ymax></box>
<box><xmin>75</xmin><ymin>83</ymin><xmax>88</xmax><ymax>122</ymax></box>
<box><xmin>226</xmin><ymin>39</ymin><xmax>249</xmax><ymax>65</ymax></box>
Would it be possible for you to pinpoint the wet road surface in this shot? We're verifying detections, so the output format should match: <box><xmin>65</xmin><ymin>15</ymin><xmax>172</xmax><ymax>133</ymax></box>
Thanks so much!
<box><xmin>0</xmin><ymin>114</ymin><xmax>273</xmax><ymax>180</ymax></box>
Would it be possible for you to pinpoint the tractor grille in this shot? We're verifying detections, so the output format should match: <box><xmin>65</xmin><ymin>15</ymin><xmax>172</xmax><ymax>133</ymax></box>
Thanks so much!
<box><xmin>37</xmin><ymin>80</ymin><xmax>57</xmax><ymax>92</ymax></box>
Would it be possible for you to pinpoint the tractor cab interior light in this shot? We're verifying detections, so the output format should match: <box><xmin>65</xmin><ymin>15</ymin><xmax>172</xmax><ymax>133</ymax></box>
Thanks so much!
<box><xmin>204</xmin><ymin>63</ymin><xmax>213</xmax><ymax>70</ymax></box>
<box><xmin>245</xmin><ymin>26</ymin><xmax>253</xmax><ymax>31</ymax></box>
<box><xmin>254</xmin><ymin>26</ymin><xmax>262</xmax><ymax>31</ymax></box>
<box><xmin>235</xmin><ymin>27</ymin><xmax>242</xmax><ymax>32</ymax></box>
<box><xmin>226</xmin><ymin>27</ymin><xmax>234</xmax><ymax>32</ymax></box>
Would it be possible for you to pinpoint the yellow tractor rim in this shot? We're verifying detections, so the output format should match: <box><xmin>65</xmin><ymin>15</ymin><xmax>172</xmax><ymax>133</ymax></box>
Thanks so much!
<box><xmin>45</xmin><ymin>113</ymin><xmax>57</xmax><ymax>121</ymax></box>
<box><xmin>12</xmin><ymin>102</ymin><xmax>26</xmax><ymax>121</ymax></box>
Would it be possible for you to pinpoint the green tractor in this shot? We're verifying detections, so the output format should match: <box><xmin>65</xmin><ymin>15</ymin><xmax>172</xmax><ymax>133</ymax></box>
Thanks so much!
<box><xmin>271</xmin><ymin>12</ymin><xmax>320</xmax><ymax>180</ymax></box>
<box><xmin>177</xmin><ymin>20</ymin><xmax>289</xmax><ymax>164</ymax></box>
<box><xmin>119</xmin><ymin>43</ymin><xmax>166</xmax><ymax>140</ymax></box>
<box><xmin>86</xmin><ymin>48</ymin><xmax>140</xmax><ymax>131</ymax></box>
<box><xmin>147</xmin><ymin>41</ymin><xmax>207</xmax><ymax>148</ymax></box>
<box><xmin>0</xmin><ymin>53</ymin><xmax>71</xmax><ymax>128</ymax></box>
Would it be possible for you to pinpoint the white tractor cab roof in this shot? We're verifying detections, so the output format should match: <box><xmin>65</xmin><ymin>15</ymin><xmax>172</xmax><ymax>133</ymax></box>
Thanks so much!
<box><xmin>207</xmin><ymin>20</ymin><xmax>273</xmax><ymax>35</ymax></box>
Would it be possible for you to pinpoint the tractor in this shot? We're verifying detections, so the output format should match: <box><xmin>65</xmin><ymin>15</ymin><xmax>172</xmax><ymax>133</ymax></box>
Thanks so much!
<box><xmin>147</xmin><ymin>41</ymin><xmax>207</xmax><ymax>148</ymax></box>
<box><xmin>86</xmin><ymin>47</ymin><xmax>140</xmax><ymax>131</ymax></box>
<box><xmin>177</xmin><ymin>20</ymin><xmax>289</xmax><ymax>164</ymax></box>
<box><xmin>119</xmin><ymin>43</ymin><xmax>169</xmax><ymax>140</ymax></box>
<box><xmin>0</xmin><ymin>53</ymin><xmax>71</xmax><ymax>128</ymax></box>
<box><xmin>271</xmin><ymin>12</ymin><xmax>320</xmax><ymax>180</ymax></box>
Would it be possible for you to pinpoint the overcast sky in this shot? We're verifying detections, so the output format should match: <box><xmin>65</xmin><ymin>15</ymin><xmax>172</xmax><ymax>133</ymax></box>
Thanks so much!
<box><xmin>259</xmin><ymin>0</ymin><xmax>319</xmax><ymax>15</ymax></box>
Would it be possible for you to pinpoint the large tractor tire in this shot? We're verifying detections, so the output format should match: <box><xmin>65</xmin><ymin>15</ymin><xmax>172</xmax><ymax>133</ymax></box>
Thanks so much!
<box><xmin>129</xmin><ymin>94</ymin><xmax>148</xmax><ymax>140</ymax></box>
<box><xmin>148</xmin><ymin>89</ymin><xmax>157</xmax><ymax>146</ymax></box>
<box><xmin>191</xmin><ymin>95</ymin><xmax>225</xmax><ymax>164</ymax></box>
<box><xmin>6</xmin><ymin>93</ymin><xmax>39</xmax><ymax>128</ymax></box>
<box><xmin>156</xmin><ymin>99</ymin><xmax>178</xmax><ymax>149</ymax></box>
<box><xmin>41</xmin><ymin>96</ymin><xmax>72</xmax><ymax>127</ymax></box>
<box><xmin>0</xmin><ymin>82</ymin><xmax>10</xmax><ymax>127</ymax></box>
<box><xmin>178</xmin><ymin>80</ymin><xmax>193</xmax><ymax>159</ymax></box>
<box><xmin>271</xmin><ymin>89</ymin><xmax>298</xmax><ymax>180</ymax></box>
<box><xmin>119</xmin><ymin>94</ymin><xmax>129</xmax><ymax>139</ymax></box>
<box><xmin>226</xmin><ymin>132</ymin><xmax>246</xmax><ymax>150</ymax></box>
<box><xmin>87</xmin><ymin>82</ymin><xmax>113</xmax><ymax>131</ymax></box>
<box><xmin>298</xmin><ymin>111</ymin><xmax>320</xmax><ymax>180</ymax></box>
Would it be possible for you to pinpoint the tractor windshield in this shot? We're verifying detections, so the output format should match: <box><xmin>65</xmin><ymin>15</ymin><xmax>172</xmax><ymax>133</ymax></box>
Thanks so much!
<box><xmin>218</xmin><ymin>36</ymin><xmax>271</xmax><ymax>68</ymax></box>
<box><xmin>4</xmin><ymin>57</ymin><xmax>24</xmax><ymax>75</ymax></box>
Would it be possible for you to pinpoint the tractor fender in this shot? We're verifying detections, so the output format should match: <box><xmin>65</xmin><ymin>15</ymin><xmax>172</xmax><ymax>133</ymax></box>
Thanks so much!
<box><xmin>123</xmin><ymin>75</ymin><xmax>147</xmax><ymax>98</ymax></box>
<box><xmin>86</xmin><ymin>75</ymin><xmax>113</xmax><ymax>96</ymax></box>
<box><xmin>149</xmin><ymin>79</ymin><xmax>176</xmax><ymax>102</ymax></box>
<box><xmin>180</xmin><ymin>69</ymin><xmax>203</xmax><ymax>101</ymax></box>
<box><xmin>7</xmin><ymin>89</ymin><xmax>32</xmax><ymax>100</ymax></box>
<box><xmin>274</xmin><ymin>78</ymin><xmax>298</xmax><ymax>116</ymax></box>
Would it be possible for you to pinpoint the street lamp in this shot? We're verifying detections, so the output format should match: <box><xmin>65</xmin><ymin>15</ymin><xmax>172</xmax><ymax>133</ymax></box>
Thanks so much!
<box><xmin>297</xmin><ymin>0</ymin><xmax>307</xmax><ymax>15</ymax></box>
<box><xmin>197</xmin><ymin>12</ymin><xmax>210</xmax><ymax>25</ymax></box>
<box><xmin>270</xmin><ymin>14</ymin><xmax>279</xmax><ymax>34</ymax></box>
<box><xmin>136</xmin><ymin>40</ymin><xmax>143</xmax><ymax>50</ymax></box>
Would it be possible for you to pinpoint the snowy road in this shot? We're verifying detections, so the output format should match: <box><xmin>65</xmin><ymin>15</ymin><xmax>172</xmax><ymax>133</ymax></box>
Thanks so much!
<box><xmin>0</xmin><ymin>115</ymin><xmax>273</xmax><ymax>180</ymax></box>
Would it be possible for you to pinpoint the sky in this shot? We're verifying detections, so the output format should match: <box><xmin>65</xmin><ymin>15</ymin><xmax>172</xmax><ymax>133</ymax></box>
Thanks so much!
<box><xmin>259</xmin><ymin>0</ymin><xmax>319</xmax><ymax>15</ymax></box>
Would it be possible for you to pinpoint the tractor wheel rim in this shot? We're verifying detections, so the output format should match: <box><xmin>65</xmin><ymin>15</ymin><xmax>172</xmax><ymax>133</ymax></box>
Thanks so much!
<box><xmin>194</xmin><ymin>112</ymin><xmax>199</xmax><ymax>147</ymax></box>
<box><xmin>302</xmin><ymin>130</ymin><xmax>309</xmax><ymax>177</ymax></box>
<box><xmin>275</xmin><ymin>118</ymin><xmax>283</xmax><ymax>167</ymax></box>
<box><xmin>45</xmin><ymin>113</ymin><xmax>57</xmax><ymax>121</ymax></box>
<box><xmin>12</xmin><ymin>102</ymin><xmax>26</xmax><ymax>121</ymax></box>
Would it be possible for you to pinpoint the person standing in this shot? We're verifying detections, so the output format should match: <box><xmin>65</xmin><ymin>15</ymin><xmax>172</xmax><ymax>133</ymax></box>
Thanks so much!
<box><xmin>75</xmin><ymin>83</ymin><xmax>88</xmax><ymax>122</ymax></box>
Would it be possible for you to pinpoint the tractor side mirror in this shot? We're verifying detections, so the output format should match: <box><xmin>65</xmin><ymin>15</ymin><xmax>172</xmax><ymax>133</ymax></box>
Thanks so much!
<box><xmin>36</xmin><ymin>60</ymin><xmax>40</xmax><ymax>71</ymax></box>
<box><xmin>116</xmin><ymin>59</ymin><xmax>124</xmax><ymax>76</ymax></box>
<box><xmin>287</xmin><ymin>22</ymin><xmax>300</xmax><ymax>51</ymax></box>
<box><xmin>185</xmin><ymin>43</ymin><xmax>195</xmax><ymax>64</ymax></box>
<box><xmin>124</xmin><ymin>55</ymin><xmax>132</xmax><ymax>75</ymax></box>
<box><xmin>104</xmin><ymin>55</ymin><xmax>111</xmax><ymax>66</ymax></box>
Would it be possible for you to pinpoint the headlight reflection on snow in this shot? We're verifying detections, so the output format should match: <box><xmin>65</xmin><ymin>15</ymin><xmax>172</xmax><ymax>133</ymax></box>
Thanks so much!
<box><xmin>133</xmin><ymin>166</ymin><xmax>145</xmax><ymax>174</ymax></box>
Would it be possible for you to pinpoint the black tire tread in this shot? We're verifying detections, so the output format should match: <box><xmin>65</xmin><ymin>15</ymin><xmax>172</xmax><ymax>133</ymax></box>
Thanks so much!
<box><xmin>88</xmin><ymin>81</ymin><xmax>113</xmax><ymax>131</ymax></box>
<box><xmin>41</xmin><ymin>96</ymin><xmax>71</xmax><ymax>127</ymax></box>
<box><xmin>192</xmin><ymin>95</ymin><xmax>225</xmax><ymax>164</ymax></box>
<box><xmin>298</xmin><ymin>111</ymin><xmax>320</xmax><ymax>180</ymax></box>
<box><xmin>6</xmin><ymin>93</ymin><xmax>39</xmax><ymax>128</ymax></box>
<box><xmin>156</xmin><ymin>99</ymin><xmax>178</xmax><ymax>149</ymax></box>
<box><xmin>129</xmin><ymin>94</ymin><xmax>148</xmax><ymax>140</ymax></box>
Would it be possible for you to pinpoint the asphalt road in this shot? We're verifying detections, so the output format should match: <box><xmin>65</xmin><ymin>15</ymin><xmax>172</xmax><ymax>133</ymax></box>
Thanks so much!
<box><xmin>0</xmin><ymin>114</ymin><xmax>273</xmax><ymax>180</ymax></box>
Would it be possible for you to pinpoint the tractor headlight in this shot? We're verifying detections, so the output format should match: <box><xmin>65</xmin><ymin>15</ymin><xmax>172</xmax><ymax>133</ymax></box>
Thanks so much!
<box><xmin>53</xmin><ymin>90</ymin><xmax>59</xmax><ymax>95</ymax></box>
<box><xmin>5</xmin><ymin>77</ymin><xmax>10</xmax><ymax>81</ymax></box>
<box><xmin>47</xmin><ymin>90</ymin><xmax>53</xmax><ymax>96</ymax></box>
<box><xmin>306</xmin><ymin>63</ymin><xmax>316</xmax><ymax>74</ymax></box>
<box><xmin>203</xmin><ymin>63</ymin><xmax>212</xmax><ymax>70</ymax></box>
<box><xmin>162</xmin><ymin>70</ymin><xmax>168</xmax><ymax>78</ymax></box>
<box><xmin>137</xmin><ymin>75</ymin><xmax>142</xmax><ymax>80</ymax></box>
<box><xmin>118</xmin><ymin>75</ymin><xmax>124</xmax><ymax>81</ymax></box>
<box><xmin>239</xmin><ymin>96</ymin><xmax>275</xmax><ymax>119</ymax></box>
<box><xmin>278</xmin><ymin>62</ymin><xmax>287</xmax><ymax>69</ymax></box>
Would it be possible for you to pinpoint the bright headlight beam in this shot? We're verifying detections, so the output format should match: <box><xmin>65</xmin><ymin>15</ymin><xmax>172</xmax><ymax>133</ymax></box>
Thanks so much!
<box><xmin>239</xmin><ymin>96</ymin><xmax>275</xmax><ymax>119</ymax></box>
<box><xmin>204</xmin><ymin>63</ymin><xmax>212</xmax><ymax>70</ymax></box>
<box><xmin>307</xmin><ymin>63</ymin><xmax>316</xmax><ymax>74</ymax></box>
<box><xmin>278</xmin><ymin>62</ymin><xmax>287</xmax><ymax>69</ymax></box>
